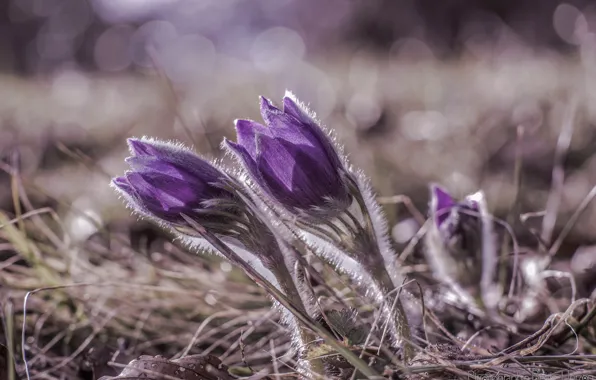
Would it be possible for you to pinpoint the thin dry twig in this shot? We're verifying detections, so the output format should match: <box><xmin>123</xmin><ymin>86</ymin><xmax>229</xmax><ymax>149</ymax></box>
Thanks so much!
<box><xmin>541</xmin><ymin>99</ymin><xmax>577</xmax><ymax>246</ymax></box>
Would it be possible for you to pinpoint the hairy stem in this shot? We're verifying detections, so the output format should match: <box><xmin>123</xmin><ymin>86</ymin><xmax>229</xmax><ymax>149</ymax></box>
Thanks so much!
<box><xmin>270</xmin><ymin>261</ymin><xmax>326</xmax><ymax>377</ymax></box>
<box><xmin>180</xmin><ymin>215</ymin><xmax>380</xmax><ymax>378</ymax></box>
<box><xmin>348</xmin><ymin>176</ymin><xmax>414</xmax><ymax>360</ymax></box>
<box><xmin>370</xmin><ymin>264</ymin><xmax>414</xmax><ymax>360</ymax></box>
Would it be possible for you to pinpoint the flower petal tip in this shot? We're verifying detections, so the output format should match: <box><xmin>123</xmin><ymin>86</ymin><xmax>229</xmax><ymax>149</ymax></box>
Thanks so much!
<box><xmin>111</xmin><ymin>176</ymin><xmax>134</xmax><ymax>194</ymax></box>
<box><xmin>127</xmin><ymin>137</ymin><xmax>154</xmax><ymax>156</ymax></box>
<box><xmin>259</xmin><ymin>96</ymin><xmax>281</xmax><ymax>119</ymax></box>
<box><xmin>430</xmin><ymin>183</ymin><xmax>455</xmax><ymax>212</ymax></box>
<box><xmin>258</xmin><ymin>96</ymin><xmax>268</xmax><ymax>109</ymax></box>
<box><xmin>234</xmin><ymin>118</ymin><xmax>254</xmax><ymax>130</ymax></box>
<box><xmin>222</xmin><ymin>138</ymin><xmax>238</xmax><ymax>150</ymax></box>
<box><xmin>283</xmin><ymin>89</ymin><xmax>297</xmax><ymax>101</ymax></box>
<box><xmin>111</xmin><ymin>176</ymin><xmax>126</xmax><ymax>187</ymax></box>
<box><xmin>282</xmin><ymin>91</ymin><xmax>301</xmax><ymax>109</ymax></box>
<box><xmin>223</xmin><ymin>139</ymin><xmax>249</xmax><ymax>158</ymax></box>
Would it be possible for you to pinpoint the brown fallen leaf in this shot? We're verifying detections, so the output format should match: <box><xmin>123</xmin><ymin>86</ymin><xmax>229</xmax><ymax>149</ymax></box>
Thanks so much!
<box><xmin>98</xmin><ymin>354</ymin><xmax>236</xmax><ymax>380</ymax></box>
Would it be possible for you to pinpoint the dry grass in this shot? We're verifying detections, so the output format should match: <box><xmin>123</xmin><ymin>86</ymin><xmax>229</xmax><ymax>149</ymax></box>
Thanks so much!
<box><xmin>3</xmin><ymin>52</ymin><xmax>596</xmax><ymax>379</ymax></box>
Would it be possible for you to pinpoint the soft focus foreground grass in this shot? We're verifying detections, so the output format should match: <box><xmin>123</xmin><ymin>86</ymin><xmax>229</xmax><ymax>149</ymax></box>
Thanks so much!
<box><xmin>2</xmin><ymin>52</ymin><xmax>596</xmax><ymax>378</ymax></box>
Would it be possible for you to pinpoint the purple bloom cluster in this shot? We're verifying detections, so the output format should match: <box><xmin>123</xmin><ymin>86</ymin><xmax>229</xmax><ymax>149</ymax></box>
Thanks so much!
<box><xmin>113</xmin><ymin>94</ymin><xmax>351</xmax><ymax>228</ymax></box>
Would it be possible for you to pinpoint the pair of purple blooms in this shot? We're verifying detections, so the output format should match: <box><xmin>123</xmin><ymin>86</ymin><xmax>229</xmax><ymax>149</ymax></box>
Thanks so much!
<box><xmin>112</xmin><ymin>93</ymin><xmax>351</xmax><ymax>227</ymax></box>
<box><xmin>112</xmin><ymin>91</ymin><xmax>478</xmax><ymax>260</ymax></box>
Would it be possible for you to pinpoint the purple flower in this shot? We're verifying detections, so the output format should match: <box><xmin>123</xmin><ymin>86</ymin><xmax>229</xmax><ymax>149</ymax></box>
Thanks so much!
<box><xmin>429</xmin><ymin>184</ymin><xmax>480</xmax><ymax>243</ymax></box>
<box><xmin>430</xmin><ymin>185</ymin><xmax>456</xmax><ymax>227</ymax></box>
<box><xmin>225</xmin><ymin>93</ymin><xmax>351</xmax><ymax>218</ymax></box>
<box><xmin>112</xmin><ymin>138</ymin><xmax>236</xmax><ymax>226</ymax></box>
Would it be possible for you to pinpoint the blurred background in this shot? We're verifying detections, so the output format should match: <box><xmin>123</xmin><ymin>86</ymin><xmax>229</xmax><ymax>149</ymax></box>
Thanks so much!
<box><xmin>2</xmin><ymin>0</ymin><xmax>596</xmax><ymax>231</ymax></box>
<box><xmin>2</xmin><ymin>0</ymin><xmax>596</xmax><ymax>377</ymax></box>
<box><xmin>2</xmin><ymin>0</ymin><xmax>596</xmax><ymax>235</ymax></box>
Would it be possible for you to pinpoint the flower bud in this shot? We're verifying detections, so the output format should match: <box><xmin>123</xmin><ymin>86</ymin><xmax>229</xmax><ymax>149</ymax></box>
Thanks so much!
<box><xmin>112</xmin><ymin>138</ymin><xmax>237</xmax><ymax>229</ymax></box>
<box><xmin>225</xmin><ymin>92</ymin><xmax>351</xmax><ymax>220</ymax></box>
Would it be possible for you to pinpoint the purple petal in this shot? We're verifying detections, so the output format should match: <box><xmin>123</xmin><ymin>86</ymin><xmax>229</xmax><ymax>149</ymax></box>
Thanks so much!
<box><xmin>259</xmin><ymin>95</ymin><xmax>345</xmax><ymax>174</ymax></box>
<box><xmin>433</xmin><ymin>185</ymin><xmax>455</xmax><ymax>210</ymax></box>
<box><xmin>430</xmin><ymin>184</ymin><xmax>455</xmax><ymax>226</ymax></box>
<box><xmin>256</xmin><ymin>134</ymin><xmax>342</xmax><ymax>209</ymax></box>
<box><xmin>127</xmin><ymin>138</ymin><xmax>163</xmax><ymax>157</ymax></box>
<box><xmin>224</xmin><ymin>138</ymin><xmax>261</xmax><ymax>180</ymax></box>
<box><xmin>180</xmin><ymin>157</ymin><xmax>224</xmax><ymax>185</ymax></box>
<box><xmin>112</xmin><ymin>175</ymin><xmax>151</xmax><ymax>217</ymax></box>
<box><xmin>125</xmin><ymin>156</ymin><xmax>193</xmax><ymax>182</ymax></box>
<box><xmin>282</xmin><ymin>95</ymin><xmax>312</xmax><ymax>125</ymax></box>
<box><xmin>126</xmin><ymin>156</ymin><xmax>225</xmax><ymax>199</ymax></box>
<box><xmin>259</xmin><ymin>96</ymin><xmax>283</xmax><ymax>126</ymax></box>
<box><xmin>112</xmin><ymin>176</ymin><xmax>135</xmax><ymax>195</ymax></box>
<box><xmin>257</xmin><ymin>97</ymin><xmax>312</xmax><ymax>146</ymax></box>
<box><xmin>234</xmin><ymin>119</ymin><xmax>270</xmax><ymax>159</ymax></box>
<box><xmin>283</xmin><ymin>95</ymin><xmax>344</xmax><ymax>170</ymax></box>
<box><xmin>259</xmin><ymin>97</ymin><xmax>312</xmax><ymax>144</ymax></box>
<box><xmin>255</xmin><ymin>134</ymin><xmax>294</xmax><ymax>191</ymax></box>
<box><xmin>126</xmin><ymin>171</ymin><xmax>201</xmax><ymax>213</ymax></box>
<box><xmin>270</xmin><ymin>119</ymin><xmax>315</xmax><ymax>147</ymax></box>
<box><xmin>127</xmin><ymin>138</ymin><xmax>222</xmax><ymax>184</ymax></box>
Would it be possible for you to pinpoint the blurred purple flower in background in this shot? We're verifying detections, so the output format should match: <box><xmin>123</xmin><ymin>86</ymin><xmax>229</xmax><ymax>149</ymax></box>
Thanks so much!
<box><xmin>426</xmin><ymin>184</ymin><xmax>500</xmax><ymax>313</ymax></box>
<box><xmin>429</xmin><ymin>184</ymin><xmax>481</xmax><ymax>244</ymax></box>
<box><xmin>112</xmin><ymin>138</ymin><xmax>236</xmax><ymax>226</ymax></box>
<box><xmin>430</xmin><ymin>185</ymin><xmax>456</xmax><ymax>227</ymax></box>
<box><xmin>225</xmin><ymin>93</ymin><xmax>351</xmax><ymax>218</ymax></box>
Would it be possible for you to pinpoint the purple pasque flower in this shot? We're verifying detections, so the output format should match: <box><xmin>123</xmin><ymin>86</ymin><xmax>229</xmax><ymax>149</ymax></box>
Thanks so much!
<box><xmin>112</xmin><ymin>137</ymin><xmax>236</xmax><ymax>227</ymax></box>
<box><xmin>224</xmin><ymin>92</ymin><xmax>351</xmax><ymax>219</ymax></box>
<box><xmin>429</xmin><ymin>184</ymin><xmax>480</xmax><ymax>244</ymax></box>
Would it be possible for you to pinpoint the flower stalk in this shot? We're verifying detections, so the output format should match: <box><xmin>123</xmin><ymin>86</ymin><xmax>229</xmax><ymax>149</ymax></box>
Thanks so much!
<box><xmin>181</xmin><ymin>215</ymin><xmax>379</xmax><ymax>379</ymax></box>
